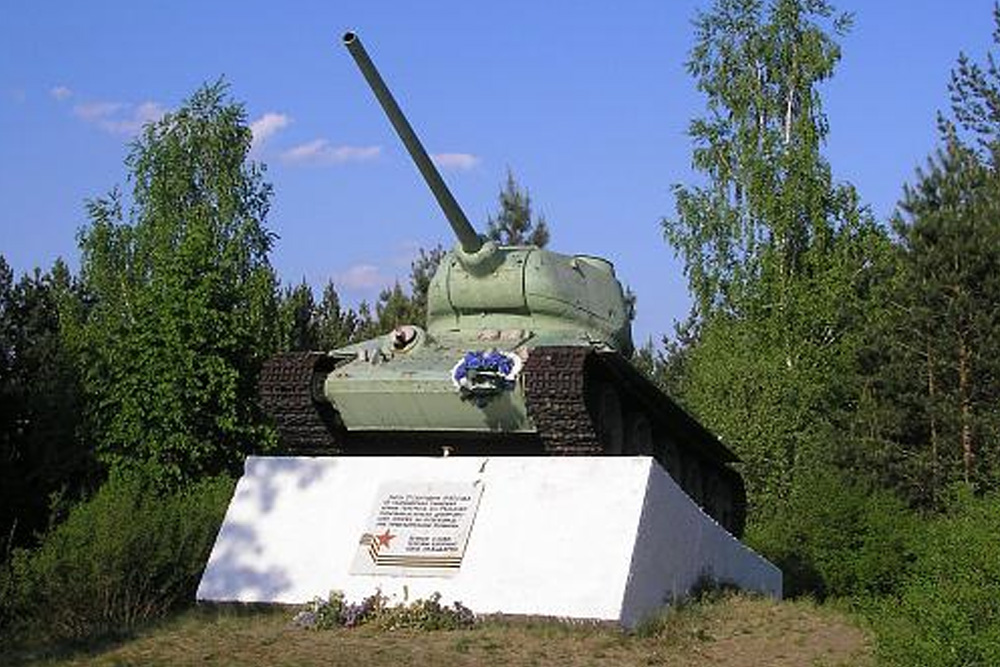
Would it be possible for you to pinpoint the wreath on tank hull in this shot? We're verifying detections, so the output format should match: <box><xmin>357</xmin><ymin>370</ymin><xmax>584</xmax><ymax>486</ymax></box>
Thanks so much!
<box><xmin>451</xmin><ymin>350</ymin><xmax>523</xmax><ymax>404</ymax></box>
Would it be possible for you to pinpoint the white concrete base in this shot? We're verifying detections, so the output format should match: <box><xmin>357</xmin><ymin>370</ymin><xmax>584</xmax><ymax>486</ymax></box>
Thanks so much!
<box><xmin>197</xmin><ymin>456</ymin><xmax>781</xmax><ymax>628</ymax></box>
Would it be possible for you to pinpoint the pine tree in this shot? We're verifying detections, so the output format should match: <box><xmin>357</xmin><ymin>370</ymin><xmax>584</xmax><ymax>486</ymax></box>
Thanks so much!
<box><xmin>486</xmin><ymin>169</ymin><xmax>550</xmax><ymax>247</ymax></box>
<box><xmin>860</xmin><ymin>7</ymin><xmax>1000</xmax><ymax>505</ymax></box>
<box><xmin>278</xmin><ymin>280</ymin><xmax>319</xmax><ymax>352</ymax></box>
<box><xmin>882</xmin><ymin>134</ymin><xmax>1000</xmax><ymax>501</ymax></box>
<box><xmin>315</xmin><ymin>280</ymin><xmax>361</xmax><ymax>349</ymax></box>
<box><xmin>0</xmin><ymin>257</ymin><xmax>95</xmax><ymax>550</ymax></box>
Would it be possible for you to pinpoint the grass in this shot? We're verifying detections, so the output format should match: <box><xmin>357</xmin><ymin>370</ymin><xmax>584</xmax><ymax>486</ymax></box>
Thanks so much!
<box><xmin>2</xmin><ymin>593</ymin><xmax>874</xmax><ymax>667</ymax></box>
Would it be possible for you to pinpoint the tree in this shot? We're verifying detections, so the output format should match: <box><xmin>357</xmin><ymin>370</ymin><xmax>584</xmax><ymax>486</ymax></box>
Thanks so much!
<box><xmin>486</xmin><ymin>169</ymin><xmax>550</xmax><ymax>247</ymax></box>
<box><xmin>408</xmin><ymin>244</ymin><xmax>445</xmax><ymax>317</ymax></box>
<box><xmin>373</xmin><ymin>282</ymin><xmax>420</xmax><ymax>332</ymax></box>
<box><xmin>278</xmin><ymin>280</ymin><xmax>319</xmax><ymax>352</ymax></box>
<box><xmin>72</xmin><ymin>81</ymin><xmax>280</xmax><ymax>487</ymax></box>
<box><xmin>365</xmin><ymin>244</ymin><xmax>446</xmax><ymax>337</ymax></box>
<box><xmin>946</xmin><ymin>3</ymin><xmax>1000</xmax><ymax>164</ymax></box>
<box><xmin>662</xmin><ymin>0</ymin><xmax>890</xmax><ymax>515</ymax></box>
<box><xmin>0</xmin><ymin>257</ymin><xmax>95</xmax><ymax>552</ymax></box>
<box><xmin>862</xmin><ymin>12</ymin><xmax>1000</xmax><ymax>503</ymax></box>
<box><xmin>893</xmin><ymin>142</ymin><xmax>1000</xmax><ymax>497</ymax></box>
<box><xmin>315</xmin><ymin>280</ymin><xmax>362</xmax><ymax>349</ymax></box>
<box><xmin>664</xmin><ymin>0</ymin><xmax>858</xmax><ymax>319</ymax></box>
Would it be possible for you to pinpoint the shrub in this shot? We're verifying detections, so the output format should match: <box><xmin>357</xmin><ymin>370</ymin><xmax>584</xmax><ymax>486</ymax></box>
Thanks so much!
<box><xmin>746</xmin><ymin>469</ymin><xmax>917</xmax><ymax>600</ymax></box>
<box><xmin>872</xmin><ymin>489</ymin><xmax>1000</xmax><ymax>667</ymax></box>
<box><xmin>5</xmin><ymin>468</ymin><xmax>233</xmax><ymax>642</ymax></box>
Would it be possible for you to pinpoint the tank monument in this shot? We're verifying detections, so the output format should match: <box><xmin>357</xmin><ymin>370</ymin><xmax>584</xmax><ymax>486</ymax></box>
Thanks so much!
<box><xmin>197</xmin><ymin>32</ymin><xmax>780</xmax><ymax>628</ymax></box>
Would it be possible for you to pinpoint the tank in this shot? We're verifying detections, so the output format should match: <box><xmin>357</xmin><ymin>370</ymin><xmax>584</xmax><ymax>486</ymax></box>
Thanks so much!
<box><xmin>258</xmin><ymin>32</ymin><xmax>747</xmax><ymax>536</ymax></box>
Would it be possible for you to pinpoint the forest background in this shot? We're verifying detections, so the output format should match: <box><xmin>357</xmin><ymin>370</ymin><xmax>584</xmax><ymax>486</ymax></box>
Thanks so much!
<box><xmin>2</xmin><ymin>2</ymin><xmax>1000</xmax><ymax>665</ymax></box>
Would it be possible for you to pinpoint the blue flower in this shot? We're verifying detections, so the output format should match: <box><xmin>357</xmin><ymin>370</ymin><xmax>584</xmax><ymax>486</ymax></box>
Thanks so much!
<box><xmin>450</xmin><ymin>349</ymin><xmax>522</xmax><ymax>400</ymax></box>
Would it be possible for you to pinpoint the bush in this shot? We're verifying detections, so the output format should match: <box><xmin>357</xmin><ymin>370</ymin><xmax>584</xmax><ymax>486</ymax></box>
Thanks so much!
<box><xmin>746</xmin><ymin>469</ymin><xmax>917</xmax><ymax>600</ymax></box>
<box><xmin>4</xmin><ymin>468</ymin><xmax>233</xmax><ymax>642</ymax></box>
<box><xmin>872</xmin><ymin>489</ymin><xmax>1000</xmax><ymax>667</ymax></box>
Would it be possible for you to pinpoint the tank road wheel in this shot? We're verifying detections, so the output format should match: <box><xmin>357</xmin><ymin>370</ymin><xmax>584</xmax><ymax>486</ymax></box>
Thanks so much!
<box><xmin>712</xmin><ymin>476</ymin><xmax>736</xmax><ymax>533</ymax></box>
<box><xmin>663</xmin><ymin>439</ymin><xmax>682</xmax><ymax>479</ymax></box>
<box><xmin>682</xmin><ymin>456</ymin><xmax>704</xmax><ymax>506</ymax></box>
<box><xmin>625</xmin><ymin>413</ymin><xmax>654</xmax><ymax>455</ymax></box>
<box><xmin>593</xmin><ymin>384</ymin><xmax>624</xmax><ymax>455</ymax></box>
<box><xmin>703</xmin><ymin>471</ymin><xmax>724</xmax><ymax>526</ymax></box>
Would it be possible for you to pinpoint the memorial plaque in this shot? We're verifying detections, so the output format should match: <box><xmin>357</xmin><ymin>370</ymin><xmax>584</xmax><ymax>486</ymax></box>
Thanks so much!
<box><xmin>350</xmin><ymin>480</ymin><xmax>484</xmax><ymax>577</ymax></box>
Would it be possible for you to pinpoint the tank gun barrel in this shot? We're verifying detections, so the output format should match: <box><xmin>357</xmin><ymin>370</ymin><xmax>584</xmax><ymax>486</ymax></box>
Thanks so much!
<box><xmin>342</xmin><ymin>31</ymin><xmax>482</xmax><ymax>254</ymax></box>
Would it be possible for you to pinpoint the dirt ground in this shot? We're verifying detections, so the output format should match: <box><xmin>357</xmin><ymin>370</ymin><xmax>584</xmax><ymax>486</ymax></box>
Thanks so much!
<box><xmin>7</xmin><ymin>594</ymin><xmax>874</xmax><ymax>667</ymax></box>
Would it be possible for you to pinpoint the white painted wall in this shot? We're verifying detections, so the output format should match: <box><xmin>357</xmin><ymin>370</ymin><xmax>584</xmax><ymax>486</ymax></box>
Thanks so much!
<box><xmin>620</xmin><ymin>462</ymin><xmax>782</xmax><ymax>627</ymax></box>
<box><xmin>198</xmin><ymin>456</ymin><xmax>781</xmax><ymax>627</ymax></box>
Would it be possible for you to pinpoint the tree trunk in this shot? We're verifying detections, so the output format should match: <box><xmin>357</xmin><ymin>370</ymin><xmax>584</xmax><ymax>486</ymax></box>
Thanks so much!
<box><xmin>957</xmin><ymin>334</ymin><xmax>974</xmax><ymax>483</ymax></box>
<box><xmin>926</xmin><ymin>339</ymin><xmax>939</xmax><ymax>501</ymax></box>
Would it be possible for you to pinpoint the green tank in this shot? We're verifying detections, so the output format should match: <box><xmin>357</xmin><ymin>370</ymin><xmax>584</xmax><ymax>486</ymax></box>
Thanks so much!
<box><xmin>259</xmin><ymin>32</ymin><xmax>746</xmax><ymax>536</ymax></box>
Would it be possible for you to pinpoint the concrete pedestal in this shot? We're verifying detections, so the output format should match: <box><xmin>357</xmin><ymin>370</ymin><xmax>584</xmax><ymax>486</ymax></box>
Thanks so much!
<box><xmin>197</xmin><ymin>456</ymin><xmax>780</xmax><ymax>628</ymax></box>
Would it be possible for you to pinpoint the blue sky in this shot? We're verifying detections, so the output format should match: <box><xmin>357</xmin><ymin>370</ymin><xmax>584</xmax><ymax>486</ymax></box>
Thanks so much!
<box><xmin>1</xmin><ymin>1</ymin><xmax>995</xmax><ymax>345</ymax></box>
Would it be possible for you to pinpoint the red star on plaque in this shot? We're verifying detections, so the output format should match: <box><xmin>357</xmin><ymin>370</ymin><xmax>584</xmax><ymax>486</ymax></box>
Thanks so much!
<box><xmin>375</xmin><ymin>529</ymin><xmax>396</xmax><ymax>549</ymax></box>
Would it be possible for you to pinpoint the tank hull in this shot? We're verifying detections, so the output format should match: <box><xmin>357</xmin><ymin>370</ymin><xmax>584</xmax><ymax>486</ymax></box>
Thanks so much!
<box><xmin>259</xmin><ymin>339</ymin><xmax>746</xmax><ymax>537</ymax></box>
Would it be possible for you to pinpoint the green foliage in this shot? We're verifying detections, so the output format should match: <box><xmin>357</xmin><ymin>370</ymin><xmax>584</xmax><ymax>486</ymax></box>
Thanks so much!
<box><xmin>277</xmin><ymin>279</ymin><xmax>369</xmax><ymax>351</ymax></box>
<box><xmin>871</xmin><ymin>490</ymin><xmax>1000</xmax><ymax>666</ymax></box>
<box><xmin>664</xmin><ymin>0</ymin><xmax>856</xmax><ymax>318</ymax></box>
<box><xmin>72</xmin><ymin>80</ymin><xmax>281</xmax><ymax>487</ymax></box>
<box><xmin>373</xmin><ymin>282</ymin><xmax>422</xmax><ymax>333</ymax></box>
<box><xmin>314</xmin><ymin>280</ymin><xmax>365</xmax><ymax>348</ymax></box>
<box><xmin>275</xmin><ymin>243</ymin><xmax>446</xmax><ymax>352</ymax></box>
<box><xmin>945</xmin><ymin>3</ymin><xmax>1000</xmax><ymax>163</ymax></box>
<box><xmin>407</xmin><ymin>244</ymin><xmax>445</xmax><ymax>319</ymax></box>
<box><xmin>3</xmin><ymin>468</ymin><xmax>233</xmax><ymax>642</ymax></box>
<box><xmin>486</xmin><ymin>169</ymin><xmax>550</xmax><ymax>247</ymax></box>
<box><xmin>0</xmin><ymin>257</ymin><xmax>96</xmax><ymax>553</ymax></box>
<box><xmin>278</xmin><ymin>280</ymin><xmax>319</xmax><ymax>352</ymax></box>
<box><xmin>862</xmin><ymin>141</ymin><xmax>1000</xmax><ymax>506</ymax></box>
<box><xmin>665</xmin><ymin>216</ymin><xmax>893</xmax><ymax>514</ymax></box>
<box><xmin>747</xmin><ymin>470</ymin><xmax>916</xmax><ymax>600</ymax></box>
<box><xmin>661</xmin><ymin>0</ymin><xmax>895</xmax><ymax>518</ymax></box>
<box><xmin>853</xmin><ymin>10</ymin><xmax>1000</xmax><ymax>508</ymax></box>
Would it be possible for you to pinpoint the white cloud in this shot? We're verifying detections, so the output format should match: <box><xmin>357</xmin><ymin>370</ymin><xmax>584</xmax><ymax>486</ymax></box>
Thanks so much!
<box><xmin>131</xmin><ymin>101</ymin><xmax>165</xmax><ymax>127</ymax></box>
<box><xmin>50</xmin><ymin>86</ymin><xmax>72</xmax><ymax>101</ymax></box>
<box><xmin>281</xmin><ymin>139</ymin><xmax>381</xmax><ymax>165</ymax></box>
<box><xmin>250</xmin><ymin>112</ymin><xmax>290</xmax><ymax>149</ymax></box>
<box><xmin>73</xmin><ymin>101</ymin><xmax>124</xmax><ymax>122</ymax></box>
<box><xmin>431</xmin><ymin>153</ymin><xmax>480</xmax><ymax>170</ymax></box>
<box><xmin>72</xmin><ymin>99</ymin><xmax>166</xmax><ymax>136</ymax></box>
<box><xmin>334</xmin><ymin>264</ymin><xmax>389</xmax><ymax>290</ymax></box>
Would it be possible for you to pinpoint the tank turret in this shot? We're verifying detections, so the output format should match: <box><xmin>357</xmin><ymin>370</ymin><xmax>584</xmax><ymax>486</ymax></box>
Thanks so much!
<box><xmin>344</xmin><ymin>32</ymin><xmax>632</xmax><ymax>355</ymax></box>
<box><xmin>257</xmin><ymin>32</ymin><xmax>747</xmax><ymax>537</ymax></box>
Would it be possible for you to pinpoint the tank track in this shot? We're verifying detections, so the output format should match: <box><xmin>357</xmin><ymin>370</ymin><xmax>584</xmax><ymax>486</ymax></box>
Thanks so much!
<box><xmin>259</xmin><ymin>346</ymin><xmax>746</xmax><ymax>536</ymax></box>
<box><xmin>522</xmin><ymin>346</ymin><xmax>601</xmax><ymax>454</ymax></box>
<box><xmin>258</xmin><ymin>352</ymin><xmax>341</xmax><ymax>452</ymax></box>
<box><xmin>523</xmin><ymin>345</ymin><xmax>746</xmax><ymax>536</ymax></box>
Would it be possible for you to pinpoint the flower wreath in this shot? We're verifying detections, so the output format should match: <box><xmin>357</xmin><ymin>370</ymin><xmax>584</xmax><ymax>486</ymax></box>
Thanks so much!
<box><xmin>450</xmin><ymin>349</ymin><xmax>523</xmax><ymax>401</ymax></box>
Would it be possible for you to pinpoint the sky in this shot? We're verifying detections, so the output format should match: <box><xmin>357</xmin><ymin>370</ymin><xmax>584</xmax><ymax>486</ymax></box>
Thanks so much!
<box><xmin>1</xmin><ymin>1</ymin><xmax>996</xmax><ymax>346</ymax></box>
